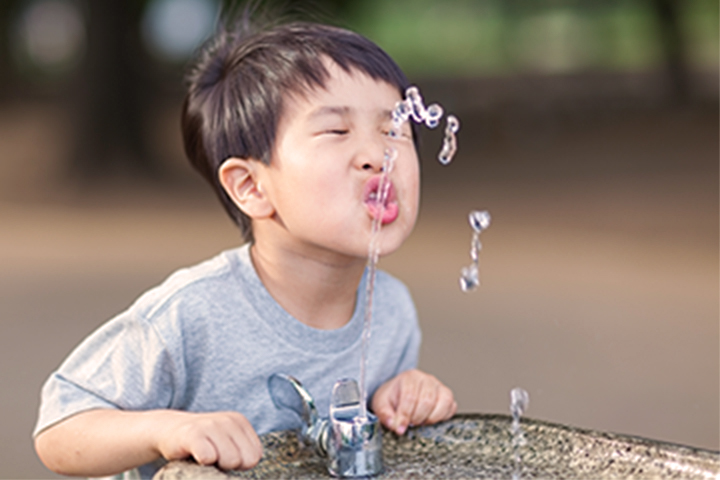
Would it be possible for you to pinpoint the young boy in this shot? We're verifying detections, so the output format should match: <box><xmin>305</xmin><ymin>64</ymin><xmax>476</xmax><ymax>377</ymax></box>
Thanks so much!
<box><xmin>34</xmin><ymin>18</ymin><xmax>456</xmax><ymax>479</ymax></box>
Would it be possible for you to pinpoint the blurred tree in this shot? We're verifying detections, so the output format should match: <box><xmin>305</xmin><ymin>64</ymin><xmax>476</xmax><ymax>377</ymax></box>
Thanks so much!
<box><xmin>70</xmin><ymin>0</ymin><xmax>357</xmax><ymax>180</ymax></box>
<box><xmin>0</xmin><ymin>2</ymin><xmax>19</xmax><ymax>99</ymax></box>
<box><xmin>1</xmin><ymin>0</ymin><xmax>701</xmax><ymax>181</ymax></box>
<box><xmin>650</xmin><ymin>0</ymin><xmax>688</xmax><ymax>101</ymax></box>
<box><xmin>70</xmin><ymin>0</ymin><xmax>156</xmax><ymax>179</ymax></box>
<box><xmin>219</xmin><ymin>0</ymin><xmax>359</xmax><ymax>26</ymax></box>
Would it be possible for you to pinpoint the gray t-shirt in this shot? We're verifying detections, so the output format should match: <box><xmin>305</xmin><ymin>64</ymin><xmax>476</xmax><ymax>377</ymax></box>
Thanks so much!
<box><xmin>35</xmin><ymin>244</ymin><xmax>420</xmax><ymax>478</ymax></box>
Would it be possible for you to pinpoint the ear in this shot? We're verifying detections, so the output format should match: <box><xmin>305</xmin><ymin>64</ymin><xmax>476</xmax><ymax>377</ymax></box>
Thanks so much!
<box><xmin>218</xmin><ymin>158</ymin><xmax>274</xmax><ymax>219</ymax></box>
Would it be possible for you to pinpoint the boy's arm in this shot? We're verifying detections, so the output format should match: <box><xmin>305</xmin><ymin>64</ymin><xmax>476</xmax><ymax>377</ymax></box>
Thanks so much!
<box><xmin>370</xmin><ymin>369</ymin><xmax>457</xmax><ymax>435</ymax></box>
<box><xmin>35</xmin><ymin>408</ymin><xmax>263</xmax><ymax>477</ymax></box>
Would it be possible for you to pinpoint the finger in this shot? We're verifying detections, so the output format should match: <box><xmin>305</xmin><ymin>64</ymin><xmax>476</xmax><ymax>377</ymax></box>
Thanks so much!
<box><xmin>189</xmin><ymin>436</ymin><xmax>219</xmax><ymax>466</ymax></box>
<box><xmin>160</xmin><ymin>438</ymin><xmax>193</xmax><ymax>462</ymax></box>
<box><xmin>374</xmin><ymin>402</ymin><xmax>397</xmax><ymax>431</ymax></box>
<box><xmin>247</xmin><ymin>430</ymin><xmax>263</xmax><ymax>467</ymax></box>
<box><xmin>235</xmin><ymin>419</ymin><xmax>263</xmax><ymax>469</ymax></box>
<box><xmin>216</xmin><ymin>413</ymin><xmax>262</xmax><ymax>471</ymax></box>
<box><xmin>393</xmin><ymin>374</ymin><xmax>422</xmax><ymax>434</ymax></box>
<box><xmin>426</xmin><ymin>387</ymin><xmax>457</xmax><ymax>424</ymax></box>
<box><xmin>409</xmin><ymin>379</ymin><xmax>439</xmax><ymax>427</ymax></box>
<box><xmin>210</xmin><ymin>431</ymin><xmax>243</xmax><ymax>471</ymax></box>
<box><xmin>370</xmin><ymin>388</ymin><xmax>397</xmax><ymax>430</ymax></box>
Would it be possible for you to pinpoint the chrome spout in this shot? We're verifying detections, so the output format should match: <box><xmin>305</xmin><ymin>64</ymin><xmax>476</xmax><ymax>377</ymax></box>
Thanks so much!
<box><xmin>268</xmin><ymin>374</ymin><xmax>383</xmax><ymax>477</ymax></box>
<box><xmin>327</xmin><ymin>378</ymin><xmax>383</xmax><ymax>477</ymax></box>
<box><xmin>267</xmin><ymin>373</ymin><xmax>329</xmax><ymax>457</ymax></box>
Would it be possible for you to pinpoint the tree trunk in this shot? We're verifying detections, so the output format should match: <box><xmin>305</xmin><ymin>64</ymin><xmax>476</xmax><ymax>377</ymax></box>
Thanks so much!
<box><xmin>70</xmin><ymin>0</ymin><xmax>156</xmax><ymax>179</ymax></box>
<box><xmin>651</xmin><ymin>0</ymin><xmax>689</xmax><ymax>102</ymax></box>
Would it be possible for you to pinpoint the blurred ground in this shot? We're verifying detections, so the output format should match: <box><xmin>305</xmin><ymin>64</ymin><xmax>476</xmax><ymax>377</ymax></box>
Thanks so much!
<box><xmin>0</xmin><ymin>94</ymin><xmax>717</xmax><ymax>478</ymax></box>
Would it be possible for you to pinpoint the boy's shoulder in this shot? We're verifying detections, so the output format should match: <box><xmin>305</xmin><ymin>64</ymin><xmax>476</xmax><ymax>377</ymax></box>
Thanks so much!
<box><xmin>131</xmin><ymin>244</ymin><xmax>252</xmax><ymax>322</ymax></box>
<box><xmin>123</xmin><ymin>245</ymin><xmax>415</xmax><ymax>336</ymax></box>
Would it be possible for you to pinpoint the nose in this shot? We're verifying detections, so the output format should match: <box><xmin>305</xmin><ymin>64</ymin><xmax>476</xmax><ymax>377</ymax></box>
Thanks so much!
<box><xmin>355</xmin><ymin>132</ymin><xmax>387</xmax><ymax>173</ymax></box>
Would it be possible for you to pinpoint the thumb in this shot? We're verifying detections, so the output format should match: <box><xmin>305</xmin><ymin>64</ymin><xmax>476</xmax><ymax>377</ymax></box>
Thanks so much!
<box><xmin>374</xmin><ymin>402</ymin><xmax>397</xmax><ymax>430</ymax></box>
<box><xmin>371</xmin><ymin>383</ymin><xmax>400</xmax><ymax>430</ymax></box>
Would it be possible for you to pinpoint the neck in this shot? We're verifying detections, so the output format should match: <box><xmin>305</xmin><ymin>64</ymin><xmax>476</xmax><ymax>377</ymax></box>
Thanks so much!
<box><xmin>249</xmin><ymin>239</ymin><xmax>366</xmax><ymax>330</ymax></box>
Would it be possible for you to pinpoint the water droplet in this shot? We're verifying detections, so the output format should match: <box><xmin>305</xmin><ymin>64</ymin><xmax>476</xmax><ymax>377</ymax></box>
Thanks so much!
<box><xmin>438</xmin><ymin>139</ymin><xmax>456</xmax><ymax>165</ymax></box>
<box><xmin>459</xmin><ymin>264</ymin><xmax>479</xmax><ymax>292</ymax></box>
<box><xmin>446</xmin><ymin>114</ymin><xmax>460</xmax><ymax>134</ymax></box>
<box><xmin>425</xmin><ymin>103</ymin><xmax>443</xmax><ymax>129</ymax></box>
<box><xmin>470</xmin><ymin>235</ymin><xmax>481</xmax><ymax>262</ymax></box>
<box><xmin>510</xmin><ymin>386</ymin><xmax>530</xmax><ymax>480</ymax></box>
<box><xmin>510</xmin><ymin>388</ymin><xmax>529</xmax><ymax>420</ymax></box>
<box><xmin>392</xmin><ymin>99</ymin><xmax>411</xmax><ymax>128</ymax></box>
<box><xmin>460</xmin><ymin>209</ymin><xmax>490</xmax><ymax>292</ymax></box>
<box><xmin>405</xmin><ymin>86</ymin><xmax>426</xmax><ymax>123</ymax></box>
<box><xmin>469</xmin><ymin>210</ymin><xmax>491</xmax><ymax>233</ymax></box>
<box><xmin>438</xmin><ymin>115</ymin><xmax>460</xmax><ymax>165</ymax></box>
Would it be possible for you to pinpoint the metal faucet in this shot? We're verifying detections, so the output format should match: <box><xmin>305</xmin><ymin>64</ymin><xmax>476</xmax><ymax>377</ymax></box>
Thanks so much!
<box><xmin>268</xmin><ymin>374</ymin><xmax>383</xmax><ymax>477</ymax></box>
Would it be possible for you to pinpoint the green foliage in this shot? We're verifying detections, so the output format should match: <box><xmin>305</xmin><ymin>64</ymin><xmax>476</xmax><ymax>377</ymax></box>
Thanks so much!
<box><xmin>342</xmin><ymin>0</ymin><xmax>719</xmax><ymax>78</ymax></box>
<box><xmin>682</xmin><ymin>0</ymin><xmax>719</xmax><ymax>68</ymax></box>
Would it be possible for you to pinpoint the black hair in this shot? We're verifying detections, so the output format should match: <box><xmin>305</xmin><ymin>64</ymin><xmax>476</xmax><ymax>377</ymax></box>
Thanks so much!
<box><xmin>181</xmin><ymin>15</ymin><xmax>415</xmax><ymax>242</ymax></box>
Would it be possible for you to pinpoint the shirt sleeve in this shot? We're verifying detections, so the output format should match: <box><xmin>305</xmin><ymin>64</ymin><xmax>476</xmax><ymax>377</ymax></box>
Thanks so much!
<box><xmin>33</xmin><ymin>309</ymin><xmax>177</xmax><ymax>437</ymax></box>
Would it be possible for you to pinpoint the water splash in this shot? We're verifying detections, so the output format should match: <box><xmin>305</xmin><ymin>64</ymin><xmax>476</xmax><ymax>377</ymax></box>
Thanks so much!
<box><xmin>391</xmin><ymin>86</ymin><xmax>460</xmax><ymax>165</ymax></box>
<box><xmin>510</xmin><ymin>387</ymin><xmax>530</xmax><ymax>480</ymax></box>
<box><xmin>439</xmin><ymin>115</ymin><xmax>460</xmax><ymax>165</ymax></box>
<box><xmin>460</xmin><ymin>210</ymin><xmax>491</xmax><ymax>292</ymax></box>
<box><xmin>359</xmin><ymin>86</ymin><xmax>459</xmax><ymax>419</ymax></box>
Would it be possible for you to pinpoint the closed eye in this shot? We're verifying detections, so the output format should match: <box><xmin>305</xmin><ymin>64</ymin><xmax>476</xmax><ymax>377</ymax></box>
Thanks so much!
<box><xmin>314</xmin><ymin>128</ymin><xmax>349</xmax><ymax>136</ymax></box>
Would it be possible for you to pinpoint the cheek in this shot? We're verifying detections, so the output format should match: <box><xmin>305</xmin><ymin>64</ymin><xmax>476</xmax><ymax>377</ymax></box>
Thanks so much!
<box><xmin>285</xmin><ymin>168</ymin><xmax>358</xmax><ymax>223</ymax></box>
<box><xmin>276</xmin><ymin>154</ymin><xmax>346</xmax><ymax>199</ymax></box>
<box><xmin>402</xmin><ymin>155</ymin><xmax>421</xmax><ymax>205</ymax></box>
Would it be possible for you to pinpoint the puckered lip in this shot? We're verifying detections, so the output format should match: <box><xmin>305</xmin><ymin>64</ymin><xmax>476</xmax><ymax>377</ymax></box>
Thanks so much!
<box><xmin>363</xmin><ymin>175</ymin><xmax>399</xmax><ymax>224</ymax></box>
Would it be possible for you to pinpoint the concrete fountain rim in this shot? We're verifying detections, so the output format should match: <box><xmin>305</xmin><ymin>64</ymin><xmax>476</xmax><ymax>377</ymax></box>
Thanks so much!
<box><xmin>154</xmin><ymin>413</ymin><xmax>719</xmax><ymax>480</ymax></box>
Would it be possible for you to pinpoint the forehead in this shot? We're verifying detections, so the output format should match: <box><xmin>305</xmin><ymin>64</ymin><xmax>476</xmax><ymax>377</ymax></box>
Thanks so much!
<box><xmin>281</xmin><ymin>59</ymin><xmax>402</xmax><ymax>122</ymax></box>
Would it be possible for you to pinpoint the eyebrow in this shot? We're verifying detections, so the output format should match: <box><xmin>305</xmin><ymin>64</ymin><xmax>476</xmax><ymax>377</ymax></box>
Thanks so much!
<box><xmin>308</xmin><ymin>106</ymin><xmax>350</xmax><ymax>119</ymax></box>
<box><xmin>379</xmin><ymin>108</ymin><xmax>393</xmax><ymax>120</ymax></box>
<box><xmin>307</xmin><ymin>106</ymin><xmax>394</xmax><ymax>121</ymax></box>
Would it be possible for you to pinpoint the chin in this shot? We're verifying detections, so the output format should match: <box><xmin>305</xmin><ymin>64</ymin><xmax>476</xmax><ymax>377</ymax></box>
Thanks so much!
<box><xmin>377</xmin><ymin>230</ymin><xmax>411</xmax><ymax>257</ymax></box>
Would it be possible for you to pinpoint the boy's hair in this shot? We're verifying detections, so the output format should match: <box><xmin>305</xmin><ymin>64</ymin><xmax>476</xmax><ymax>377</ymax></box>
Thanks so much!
<box><xmin>181</xmin><ymin>18</ymin><xmax>415</xmax><ymax>242</ymax></box>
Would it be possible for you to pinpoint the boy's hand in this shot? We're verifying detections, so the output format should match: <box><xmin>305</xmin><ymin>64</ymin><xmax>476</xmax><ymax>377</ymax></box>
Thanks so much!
<box><xmin>371</xmin><ymin>369</ymin><xmax>457</xmax><ymax>435</ymax></box>
<box><xmin>155</xmin><ymin>411</ymin><xmax>263</xmax><ymax>471</ymax></box>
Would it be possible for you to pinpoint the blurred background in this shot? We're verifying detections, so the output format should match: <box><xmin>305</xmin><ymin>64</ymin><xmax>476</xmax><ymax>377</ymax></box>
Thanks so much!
<box><xmin>0</xmin><ymin>0</ymin><xmax>717</xmax><ymax>477</ymax></box>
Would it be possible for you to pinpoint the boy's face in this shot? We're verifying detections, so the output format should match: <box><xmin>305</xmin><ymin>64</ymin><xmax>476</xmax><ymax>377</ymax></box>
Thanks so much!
<box><xmin>255</xmin><ymin>59</ymin><xmax>420</xmax><ymax>261</ymax></box>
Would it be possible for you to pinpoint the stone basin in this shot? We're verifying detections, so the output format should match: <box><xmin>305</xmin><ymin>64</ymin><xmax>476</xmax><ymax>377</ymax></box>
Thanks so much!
<box><xmin>154</xmin><ymin>414</ymin><xmax>720</xmax><ymax>479</ymax></box>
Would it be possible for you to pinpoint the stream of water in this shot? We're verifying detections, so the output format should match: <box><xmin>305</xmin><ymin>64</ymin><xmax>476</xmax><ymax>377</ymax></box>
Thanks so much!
<box><xmin>358</xmin><ymin>86</ymin><xmax>460</xmax><ymax>419</ymax></box>
<box><xmin>510</xmin><ymin>387</ymin><xmax>530</xmax><ymax>480</ymax></box>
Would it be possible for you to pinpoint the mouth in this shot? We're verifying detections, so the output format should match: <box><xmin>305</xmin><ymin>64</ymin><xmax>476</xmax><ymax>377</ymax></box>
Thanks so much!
<box><xmin>364</xmin><ymin>175</ymin><xmax>399</xmax><ymax>225</ymax></box>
